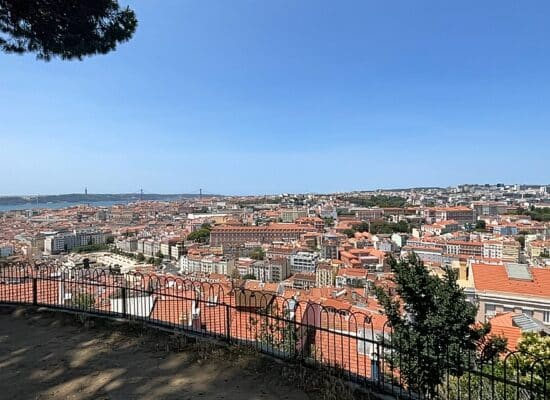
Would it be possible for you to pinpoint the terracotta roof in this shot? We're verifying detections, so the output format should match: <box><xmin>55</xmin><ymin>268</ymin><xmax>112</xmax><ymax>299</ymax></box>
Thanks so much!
<box><xmin>472</xmin><ymin>264</ymin><xmax>550</xmax><ymax>298</ymax></box>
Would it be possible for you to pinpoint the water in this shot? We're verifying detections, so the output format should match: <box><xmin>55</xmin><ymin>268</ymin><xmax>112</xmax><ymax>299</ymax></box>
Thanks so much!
<box><xmin>0</xmin><ymin>200</ymin><xmax>129</xmax><ymax>212</ymax></box>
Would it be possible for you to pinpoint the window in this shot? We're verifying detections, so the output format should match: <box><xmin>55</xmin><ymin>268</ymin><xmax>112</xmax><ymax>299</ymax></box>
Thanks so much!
<box><xmin>543</xmin><ymin>311</ymin><xmax>550</xmax><ymax>324</ymax></box>
<box><xmin>485</xmin><ymin>304</ymin><xmax>496</xmax><ymax>319</ymax></box>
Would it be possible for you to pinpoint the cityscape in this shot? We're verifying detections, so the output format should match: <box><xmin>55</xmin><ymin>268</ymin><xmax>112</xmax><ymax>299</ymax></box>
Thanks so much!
<box><xmin>1</xmin><ymin>1</ymin><xmax>550</xmax><ymax>399</ymax></box>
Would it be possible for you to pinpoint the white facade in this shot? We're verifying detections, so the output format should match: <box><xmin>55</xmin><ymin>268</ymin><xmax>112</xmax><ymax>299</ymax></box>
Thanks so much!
<box><xmin>180</xmin><ymin>255</ymin><xmax>234</xmax><ymax>275</ymax></box>
<box><xmin>290</xmin><ymin>252</ymin><xmax>319</xmax><ymax>274</ymax></box>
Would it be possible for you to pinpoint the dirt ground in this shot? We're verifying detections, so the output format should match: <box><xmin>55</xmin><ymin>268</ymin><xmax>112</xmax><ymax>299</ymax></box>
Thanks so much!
<box><xmin>0</xmin><ymin>307</ymin><xmax>311</xmax><ymax>400</ymax></box>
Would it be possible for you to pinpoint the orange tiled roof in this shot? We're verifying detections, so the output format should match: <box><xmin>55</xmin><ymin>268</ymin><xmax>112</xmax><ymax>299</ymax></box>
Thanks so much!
<box><xmin>472</xmin><ymin>264</ymin><xmax>550</xmax><ymax>298</ymax></box>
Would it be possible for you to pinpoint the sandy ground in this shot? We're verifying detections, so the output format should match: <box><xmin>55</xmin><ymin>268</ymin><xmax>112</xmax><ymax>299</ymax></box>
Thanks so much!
<box><xmin>0</xmin><ymin>307</ymin><xmax>310</xmax><ymax>400</ymax></box>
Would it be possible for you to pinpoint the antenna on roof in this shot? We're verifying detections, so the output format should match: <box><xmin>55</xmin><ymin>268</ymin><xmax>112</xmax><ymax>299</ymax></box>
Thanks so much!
<box><xmin>140</xmin><ymin>188</ymin><xmax>143</xmax><ymax>202</ymax></box>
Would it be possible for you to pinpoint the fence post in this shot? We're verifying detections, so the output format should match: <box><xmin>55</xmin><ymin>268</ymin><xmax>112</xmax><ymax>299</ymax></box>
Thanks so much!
<box><xmin>121</xmin><ymin>286</ymin><xmax>127</xmax><ymax>318</ymax></box>
<box><xmin>32</xmin><ymin>278</ymin><xmax>37</xmax><ymax>306</ymax></box>
<box><xmin>225</xmin><ymin>304</ymin><xmax>231</xmax><ymax>342</ymax></box>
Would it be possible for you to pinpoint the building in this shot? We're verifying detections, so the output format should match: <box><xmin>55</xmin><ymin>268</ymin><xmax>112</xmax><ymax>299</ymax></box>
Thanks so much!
<box><xmin>526</xmin><ymin>240</ymin><xmax>550</xmax><ymax>259</ymax></box>
<box><xmin>421</xmin><ymin>220</ymin><xmax>460</xmax><ymax>235</ymax></box>
<box><xmin>315</xmin><ymin>262</ymin><xmax>334</xmax><ymax>287</ymax></box>
<box><xmin>350</xmin><ymin>208</ymin><xmax>384</xmax><ymax>221</ymax></box>
<box><xmin>280</xmin><ymin>208</ymin><xmax>308</xmax><ymax>223</ymax></box>
<box><xmin>482</xmin><ymin>239</ymin><xmax>521</xmax><ymax>262</ymax></box>
<box><xmin>44</xmin><ymin>229</ymin><xmax>108</xmax><ymax>254</ymax></box>
<box><xmin>472</xmin><ymin>202</ymin><xmax>509</xmax><ymax>217</ymax></box>
<box><xmin>401</xmin><ymin>245</ymin><xmax>443</xmax><ymax>265</ymax></box>
<box><xmin>115</xmin><ymin>237</ymin><xmax>138</xmax><ymax>253</ymax></box>
<box><xmin>468</xmin><ymin>263</ymin><xmax>550</xmax><ymax>325</ymax></box>
<box><xmin>339</xmin><ymin>248</ymin><xmax>386</xmax><ymax>272</ymax></box>
<box><xmin>210</xmin><ymin>224</ymin><xmax>312</xmax><ymax>247</ymax></box>
<box><xmin>433</xmin><ymin>206</ymin><xmax>475</xmax><ymax>225</ymax></box>
<box><xmin>248</xmin><ymin>259</ymin><xmax>290</xmax><ymax>282</ymax></box>
<box><xmin>179</xmin><ymin>254</ymin><xmax>235</xmax><ymax>275</ymax></box>
<box><xmin>289</xmin><ymin>251</ymin><xmax>319</xmax><ymax>274</ymax></box>
<box><xmin>335</xmin><ymin>268</ymin><xmax>369</xmax><ymax>288</ymax></box>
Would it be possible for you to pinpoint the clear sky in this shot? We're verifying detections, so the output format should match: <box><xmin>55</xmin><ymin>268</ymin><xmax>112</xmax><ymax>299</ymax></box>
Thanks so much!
<box><xmin>1</xmin><ymin>0</ymin><xmax>549</xmax><ymax>195</ymax></box>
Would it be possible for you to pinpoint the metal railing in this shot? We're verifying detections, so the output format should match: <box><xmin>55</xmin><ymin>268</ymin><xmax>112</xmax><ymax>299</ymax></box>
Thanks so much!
<box><xmin>0</xmin><ymin>263</ymin><xmax>547</xmax><ymax>400</ymax></box>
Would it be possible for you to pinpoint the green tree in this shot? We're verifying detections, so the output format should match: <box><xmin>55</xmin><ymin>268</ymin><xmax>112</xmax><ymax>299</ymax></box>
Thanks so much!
<box><xmin>187</xmin><ymin>224</ymin><xmax>212</xmax><ymax>243</ymax></box>
<box><xmin>342</xmin><ymin>229</ymin><xmax>355</xmax><ymax>238</ymax></box>
<box><xmin>250</xmin><ymin>247</ymin><xmax>265</xmax><ymax>260</ymax></box>
<box><xmin>242</xmin><ymin>273</ymin><xmax>257</xmax><ymax>280</ymax></box>
<box><xmin>375</xmin><ymin>253</ymin><xmax>506</xmax><ymax>397</ymax></box>
<box><xmin>0</xmin><ymin>0</ymin><xmax>137</xmax><ymax>60</ymax></box>
<box><xmin>323</xmin><ymin>217</ymin><xmax>334</xmax><ymax>227</ymax></box>
<box><xmin>106</xmin><ymin>236</ymin><xmax>115</xmax><ymax>244</ymax></box>
<box><xmin>136</xmin><ymin>253</ymin><xmax>145</xmax><ymax>262</ymax></box>
<box><xmin>475</xmin><ymin>220</ymin><xmax>487</xmax><ymax>231</ymax></box>
<box><xmin>155</xmin><ymin>250</ymin><xmax>164</xmax><ymax>259</ymax></box>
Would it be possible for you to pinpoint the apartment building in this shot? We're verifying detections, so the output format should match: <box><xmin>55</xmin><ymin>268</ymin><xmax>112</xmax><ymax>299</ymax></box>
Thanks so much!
<box><xmin>482</xmin><ymin>239</ymin><xmax>521</xmax><ymax>262</ymax></box>
<box><xmin>526</xmin><ymin>240</ymin><xmax>550</xmax><ymax>258</ymax></box>
<box><xmin>339</xmin><ymin>248</ymin><xmax>386</xmax><ymax>271</ymax></box>
<box><xmin>210</xmin><ymin>224</ymin><xmax>312</xmax><ymax>247</ymax></box>
<box><xmin>401</xmin><ymin>245</ymin><xmax>443</xmax><ymax>265</ymax></box>
<box><xmin>280</xmin><ymin>208</ymin><xmax>308</xmax><ymax>223</ymax></box>
<box><xmin>422</xmin><ymin>220</ymin><xmax>460</xmax><ymax>235</ymax></box>
<box><xmin>445</xmin><ymin>240</ymin><xmax>483</xmax><ymax>257</ymax></box>
<box><xmin>44</xmin><ymin>229</ymin><xmax>108</xmax><ymax>254</ymax></box>
<box><xmin>350</xmin><ymin>207</ymin><xmax>384</xmax><ymax>221</ymax></box>
<box><xmin>472</xmin><ymin>201</ymin><xmax>509</xmax><ymax>217</ymax></box>
<box><xmin>335</xmin><ymin>268</ymin><xmax>369</xmax><ymax>288</ymax></box>
<box><xmin>290</xmin><ymin>251</ymin><xmax>319</xmax><ymax>274</ymax></box>
<box><xmin>115</xmin><ymin>237</ymin><xmax>138</xmax><ymax>253</ymax></box>
<box><xmin>433</xmin><ymin>206</ymin><xmax>475</xmax><ymax>225</ymax></box>
<box><xmin>316</xmin><ymin>263</ymin><xmax>334</xmax><ymax>287</ymax></box>
<box><xmin>248</xmin><ymin>259</ymin><xmax>290</xmax><ymax>282</ymax></box>
<box><xmin>179</xmin><ymin>254</ymin><xmax>234</xmax><ymax>275</ymax></box>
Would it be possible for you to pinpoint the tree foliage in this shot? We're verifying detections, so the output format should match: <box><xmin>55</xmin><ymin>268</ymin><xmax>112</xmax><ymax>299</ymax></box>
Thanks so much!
<box><xmin>375</xmin><ymin>254</ymin><xmax>507</xmax><ymax>396</ymax></box>
<box><xmin>187</xmin><ymin>223</ymin><xmax>212</xmax><ymax>243</ymax></box>
<box><xmin>0</xmin><ymin>0</ymin><xmax>137</xmax><ymax>60</ymax></box>
<box><xmin>250</xmin><ymin>247</ymin><xmax>265</xmax><ymax>261</ymax></box>
<box><xmin>340</xmin><ymin>195</ymin><xmax>407</xmax><ymax>208</ymax></box>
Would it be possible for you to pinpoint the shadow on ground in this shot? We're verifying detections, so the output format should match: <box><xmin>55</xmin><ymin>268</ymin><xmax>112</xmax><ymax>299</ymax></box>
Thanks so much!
<box><xmin>0</xmin><ymin>306</ymin><xmax>312</xmax><ymax>400</ymax></box>
<box><xmin>0</xmin><ymin>306</ymin><xmax>373</xmax><ymax>400</ymax></box>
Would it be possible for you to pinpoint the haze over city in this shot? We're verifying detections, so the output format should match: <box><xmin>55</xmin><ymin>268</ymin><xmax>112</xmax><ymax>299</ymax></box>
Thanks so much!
<box><xmin>2</xmin><ymin>0</ymin><xmax>549</xmax><ymax>195</ymax></box>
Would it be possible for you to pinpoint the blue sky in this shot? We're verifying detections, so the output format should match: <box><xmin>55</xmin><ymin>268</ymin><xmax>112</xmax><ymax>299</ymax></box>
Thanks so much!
<box><xmin>1</xmin><ymin>0</ymin><xmax>549</xmax><ymax>195</ymax></box>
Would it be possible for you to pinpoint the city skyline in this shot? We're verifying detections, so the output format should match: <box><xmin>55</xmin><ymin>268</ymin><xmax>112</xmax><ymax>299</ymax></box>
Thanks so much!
<box><xmin>1</xmin><ymin>181</ymin><xmax>549</xmax><ymax>198</ymax></box>
<box><xmin>2</xmin><ymin>0</ymin><xmax>550</xmax><ymax>195</ymax></box>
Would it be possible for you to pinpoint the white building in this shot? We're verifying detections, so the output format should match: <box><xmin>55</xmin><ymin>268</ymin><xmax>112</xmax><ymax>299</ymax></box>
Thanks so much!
<box><xmin>290</xmin><ymin>251</ymin><xmax>319</xmax><ymax>274</ymax></box>
<box><xmin>180</xmin><ymin>255</ymin><xmax>234</xmax><ymax>276</ymax></box>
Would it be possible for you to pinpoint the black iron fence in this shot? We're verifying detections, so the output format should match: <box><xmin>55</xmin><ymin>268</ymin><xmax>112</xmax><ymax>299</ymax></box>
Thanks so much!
<box><xmin>0</xmin><ymin>263</ymin><xmax>547</xmax><ymax>400</ymax></box>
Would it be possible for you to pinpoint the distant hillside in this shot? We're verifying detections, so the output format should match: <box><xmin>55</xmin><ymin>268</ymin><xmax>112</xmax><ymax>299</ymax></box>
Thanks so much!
<box><xmin>0</xmin><ymin>193</ymin><xmax>208</xmax><ymax>206</ymax></box>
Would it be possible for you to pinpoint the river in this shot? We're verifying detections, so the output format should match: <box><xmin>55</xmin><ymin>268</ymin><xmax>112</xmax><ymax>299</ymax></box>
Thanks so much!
<box><xmin>0</xmin><ymin>201</ymin><xmax>129</xmax><ymax>212</ymax></box>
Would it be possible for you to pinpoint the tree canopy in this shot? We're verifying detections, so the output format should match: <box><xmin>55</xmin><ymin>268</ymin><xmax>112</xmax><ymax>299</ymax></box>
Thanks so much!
<box><xmin>0</xmin><ymin>0</ymin><xmax>137</xmax><ymax>60</ymax></box>
<box><xmin>249</xmin><ymin>247</ymin><xmax>265</xmax><ymax>261</ymax></box>
<box><xmin>375</xmin><ymin>254</ymin><xmax>506</xmax><ymax>396</ymax></box>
